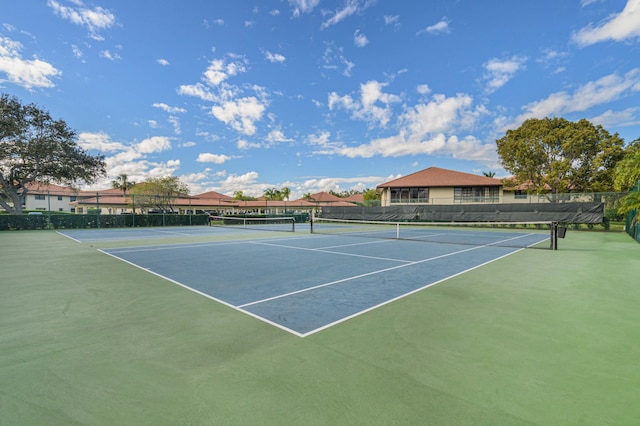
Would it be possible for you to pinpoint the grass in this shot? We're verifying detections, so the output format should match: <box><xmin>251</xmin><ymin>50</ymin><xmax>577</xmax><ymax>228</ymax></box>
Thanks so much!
<box><xmin>1</xmin><ymin>229</ymin><xmax>639</xmax><ymax>425</ymax></box>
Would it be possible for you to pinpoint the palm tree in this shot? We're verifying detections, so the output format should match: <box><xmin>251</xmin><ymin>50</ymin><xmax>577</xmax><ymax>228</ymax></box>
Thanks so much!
<box><xmin>281</xmin><ymin>186</ymin><xmax>291</xmax><ymax>201</ymax></box>
<box><xmin>263</xmin><ymin>187</ymin><xmax>283</xmax><ymax>201</ymax></box>
<box><xmin>112</xmin><ymin>174</ymin><xmax>135</xmax><ymax>213</ymax></box>
<box><xmin>482</xmin><ymin>171</ymin><xmax>496</xmax><ymax>178</ymax></box>
<box><xmin>112</xmin><ymin>174</ymin><xmax>134</xmax><ymax>195</ymax></box>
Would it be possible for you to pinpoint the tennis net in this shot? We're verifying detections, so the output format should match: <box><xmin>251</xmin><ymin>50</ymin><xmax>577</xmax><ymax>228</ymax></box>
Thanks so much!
<box><xmin>310</xmin><ymin>217</ymin><xmax>557</xmax><ymax>249</ymax></box>
<box><xmin>208</xmin><ymin>215</ymin><xmax>296</xmax><ymax>232</ymax></box>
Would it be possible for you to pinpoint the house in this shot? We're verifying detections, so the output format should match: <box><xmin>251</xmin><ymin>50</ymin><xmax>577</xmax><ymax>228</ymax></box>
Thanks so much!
<box><xmin>377</xmin><ymin>167</ymin><xmax>503</xmax><ymax>206</ymax></box>
<box><xmin>18</xmin><ymin>182</ymin><xmax>81</xmax><ymax>213</ymax></box>
<box><xmin>300</xmin><ymin>192</ymin><xmax>359</xmax><ymax>207</ymax></box>
<box><xmin>71</xmin><ymin>188</ymin><xmax>325</xmax><ymax>216</ymax></box>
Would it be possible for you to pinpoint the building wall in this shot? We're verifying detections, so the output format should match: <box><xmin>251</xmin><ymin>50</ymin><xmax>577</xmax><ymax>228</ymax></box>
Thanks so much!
<box><xmin>25</xmin><ymin>193</ymin><xmax>76</xmax><ymax>212</ymax></box>
<box><xmin>380</xmin><ymin>187</ymin><xmax>505</xmax><ymax>206</ymax></box>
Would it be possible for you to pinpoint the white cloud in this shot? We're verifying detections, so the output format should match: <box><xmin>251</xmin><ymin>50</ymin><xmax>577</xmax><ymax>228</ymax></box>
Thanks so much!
<box><xmin>483</xmin><ymin>56</ymin><xmax>527</xmax><ymax>93</ymax></box>
<box><xmin>354</xmin><ymin>30</ymin><xmax>369</xmax><ymax>47</ymax></box>
<box><xmin>210</xmin><ymin>96</ymin><xmax>266</xmax><ymax>135</ymax></box>
<box><xmin>157</xmin><ymin>58</ymin><xmax>169</xmax><ymax>66</ymax></box>
<box><xmin>289</xmin><ymin>0</ymin><xmax>320</xmax><ymax>17</ymax></box>
<box><xmin>321</xmin><ymin>0</ymin><xmax>366</xmax><ymax>29</ymax></box>
<box><xmin>152</xmin><ymin>102</ymin><xmax>186</xmax><ymax>114</ymax></box>
<box><xmin>100</xmin><ymin>49</ymin><xmax>121</xmax><ymax>61</ymax></box>
<box><xmin>266</xmin><ymin>129</ymin><xmax>294</xmax><ymax>144</ymax></box>
<box><xmin>510</xmin><ymin>68</ymin><xmax>640</xmax><ymax>127</ymax></box>
<box><xmin>77</xmin><ymin>132</ymin><xmax>125</xmax><ymax>152</ymax></box>
<box><xmin>137</xmin><ymin>136</ymin><xmax>172</xmax><ymax>154</ymax></box>
<box><xmin>203</xmin><ymin>57</ymin><xmax>247</xmax><ymax>86</ymax></box>
<box><xmin>328</xmin><ymin>80</ymin><xmax>401</xmax><ymax>128</ymax></box>
<box><xmin>589</xmin><ymin>107</ymin><xmax>640</xmax><ymax>128</ymax></box>
<box><xmin>237</xmin><ymin>139</ymin><xmax>262</xmax><ymax>150</ymax></box>
<box><xmin>168</xmin><ymin>116</ymin><xmax>181</xmax><ymax>135</ymax></box>
<box><xmin>418</xmin><ymin>18</ymin><xmax>451</xmax><ymax>35</ymax></box>
<box><xmin>384</xmin><ymin>15</ymin><xmax>400</xmax><ymax>27</ymax></box>
<box><xmin>401</xmin><ymin>93</ymin><xmax>480</xmax><ymax>137</ymax></box>
<box><xmin>573</xmin><ymin>0</ymin><xmax>640</xmax><ymax>46</ymax></box>
<box><xmin>71</xmin><ymin>44</ymin><xmax>84</xmax><ymax>60</ymax></box>
<box><xmin>265</xmin><ymin>51</ymin><xmax>286</xmax><ymax>63</ymax></box>
<box><xmin>219</xmin><ymin>171</ymin><xmax>260</xmax><ymax>191</ymax></box>
<box><xmin>322</xmin><ymin>43</ymin><xmax>355</xmax><ymax>77</ymax></box>
<box><xmin>315</xmin><ymin>91</ymin><xmax>495</xmax><ymax>163</ymax></box>
<box><xmin>47</xmin><ymin>0</ymin><xmax>116</xmax><ymax>38</ymax></box>
<box><xmin>0</xmin><ymin>36</ymin><xmax>61</xmax><ymax>89</ymax></box>
<box><xmin>177</xmin><ymin>83</ymin><xmax>218</xmax><ymax>102</ymax></box>
<box><xmin>417</xmin><ymin>84</ymin><xmax>431</xmax><ymax>95</ymax></box>
<box><xmin>196</xmin><ymin>153</ymin><xmax>231</xmax><ymax>164</ymax></box>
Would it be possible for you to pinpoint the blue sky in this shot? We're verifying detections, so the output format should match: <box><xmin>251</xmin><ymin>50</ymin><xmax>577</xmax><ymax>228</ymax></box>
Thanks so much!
<box><xmin>2</xmin><ymin>0</ymin><xmax>639</xmax><ymax>198</ymax></box>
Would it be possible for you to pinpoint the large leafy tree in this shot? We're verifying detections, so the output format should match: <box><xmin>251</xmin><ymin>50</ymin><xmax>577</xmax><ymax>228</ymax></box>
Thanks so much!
<box><xmin>614</xmin><ymin>139</ymin><xmax>640</xmax><ymax>224</ymax></box>
<box><xmin>0</xmin><ymin>94</ymin><xmax>106</xmax><ymax>214</ymax></box>
<box><xmin>496</xmin><ymin>117</ymin><xmax>625</xmax><ymax>195</ymax></box>
<box><xmin>129</xmin><ymin>176</ymin><xmax>189</xmax><ymax>213</ymax></box>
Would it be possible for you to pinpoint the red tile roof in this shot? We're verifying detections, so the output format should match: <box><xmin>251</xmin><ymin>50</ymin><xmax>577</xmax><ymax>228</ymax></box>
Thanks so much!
<box><xmin>24</xmin><ymin>182</ymin><xmax>80</xmax><ymax>195</ymax></box>
<box><xmin>195</xmin><ymin>190</ymin><xmax>234</xmax><ymax>200</ymax></box>
<box><xmin>343</xmin><ymin>193</ymin><xmax>364</xmax><ymax>203</ymax></box>
<box><xmin>377</xmin><ymin>167</ymin><xmax>501</xmax><ymax>188</ymax></box>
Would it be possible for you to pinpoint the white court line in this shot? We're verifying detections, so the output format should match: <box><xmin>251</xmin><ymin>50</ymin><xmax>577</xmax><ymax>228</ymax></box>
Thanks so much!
<box><xmin>97</xmin><ymin>231</ymin><xmax>543</xmax><ymax>338</ymax></box>
<box><xmin>98</xmin><ymin>248</ymin><xmax>308</xmax><ymax>338</ymax></box>
<box><xmin>56</xmin><ymin>231</ymin><xmax>82</xmax><ymax>243</ymax></box>
<box><xmin>248</xmin><ymin>240</ymin><xmax>413</xmax><ymax>263</ymax></box>
<box><xmin>238</xmin><ymin>244</ymin><xmax>485</xmax><ymax>308</ymax></box>
<box><xmin>301</xmin><ymin>248</ymin><xmax>525</xmax><ymax>337</ymax></box>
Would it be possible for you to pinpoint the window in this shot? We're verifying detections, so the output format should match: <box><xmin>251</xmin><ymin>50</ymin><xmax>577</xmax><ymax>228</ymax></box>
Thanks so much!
<box><xmin>390</xmin><ymin>187</ymin><xmax>429</xmax><ymax>203</ymax></box>
<box><xmin>70</xmin><ymin>196</ymin><xmax>77</xmax><ymax>202</ymax></box>
<box><xmin>58</xmin><ymin>195</ymin><xmax>63</xmax><ymax>201</ymax></box>
<box><xmin>35</xmin><ymin>194</ymin><xmax>46</xmax><ymax>200</ymax></box>
<box><xmin>454</xmin><ymin>187</ymin><xmax>499</xmax><ymax>203</ymax></box>
<box><xmin>514</xmin><ymin>190</ymin><xmax>526</xmax><ymax>199</ymax></box>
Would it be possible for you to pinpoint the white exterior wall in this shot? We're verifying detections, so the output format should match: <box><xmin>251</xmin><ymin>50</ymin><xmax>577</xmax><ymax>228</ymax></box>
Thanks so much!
<box><xmin>25</xmin><ymin>193</ymin><xmax>76</xmax><ymax>212</ymax></box>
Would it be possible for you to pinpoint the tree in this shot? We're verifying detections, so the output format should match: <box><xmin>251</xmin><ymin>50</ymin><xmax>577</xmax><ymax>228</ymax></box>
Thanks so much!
<box><xmin>613</xmin><ymin>144</ymin><xmax>640</xmax><ymax>224</ymax></box>
<box><xmin>112</xmin><ymin>173</ymin><xmax>135</xmax><ymax>195</ymax></box>
<box><xmin>281</xmin><ymin>186</ymin><xmax>290</xmax><ymax>201</ymax></box>
<box><xmin>112</xmin><ymin>174</ymin><xmax>135</xmax><ymax>212</ymax></box>
<box><xmin>613</xmin><ymin>149</ymin><xmax>640</xmax><ymax>192</ymax></box>
<box><xmin>363</xmin><ymin>188</ymin><xmax>380</xmax><ymax>201</ymax></box>
<box><xmin>0</xmin><ymin>94</ymin><xmax>106</xmax><ymax>214</ymax></box>
<box><xmin>482</xmin><ymin>171</ymin><xmax>496</xmax><ymax>178</ymax></box>
<box><xmin>233</xmin><ymin>190</ymin><xmax>257</xmax><ymax>201</ymax></box>
<box><xmin>263</xmin><ymin>187</ymin><xmax>288</xmax><ymax>201</ymax></box>
<box><xmin>129</xmin><ymin>176</ymin><xmax>189</xmax><ymax>213</ymax></box>
<box><xmin>496</xmin><ymin>117</ymin><xmax>626</xmax><ymax>195</ymax></box>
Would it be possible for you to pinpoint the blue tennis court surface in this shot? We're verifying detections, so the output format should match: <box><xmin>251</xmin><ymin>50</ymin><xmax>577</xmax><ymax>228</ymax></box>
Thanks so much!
<box><xmin>96</xmin><ymin>229</ymin><xmax>550</xmax><ymax>337</ymax></box>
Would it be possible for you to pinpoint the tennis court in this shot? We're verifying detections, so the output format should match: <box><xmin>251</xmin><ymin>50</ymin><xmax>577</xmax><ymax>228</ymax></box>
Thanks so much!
<box><xmin>3</xmin><ymin>225</ymin><xmax>640</xmax><ymax>425</ymax></box>
<box><xmin>63</xmin><ymin>223</ymin><xmax>550</xmax><ymax>336</ymax></box>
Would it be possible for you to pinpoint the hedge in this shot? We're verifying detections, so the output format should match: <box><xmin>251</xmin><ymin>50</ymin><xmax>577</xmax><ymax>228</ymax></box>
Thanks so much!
<box><xmin>0</xmin><ymin>214</ymin><xmax>209</xmax><ymax>231</ymax></box>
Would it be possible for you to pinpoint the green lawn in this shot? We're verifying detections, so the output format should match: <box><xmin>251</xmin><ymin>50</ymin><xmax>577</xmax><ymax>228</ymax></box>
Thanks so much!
<box><xmin>1</xmin><ymin>229</ymin><xmax>639</xmax><ymax>425</ymax></box>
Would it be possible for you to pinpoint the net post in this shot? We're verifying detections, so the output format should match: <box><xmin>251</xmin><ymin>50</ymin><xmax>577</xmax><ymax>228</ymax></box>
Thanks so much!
<box><xmin>396</xmin><ymin>223</ymin><xmax>400</xmax><ymax>239</ymax></box>
<box><xmin>551</xmin><ymin>222</ymin><xmax>558</xmax><ymax>250</ymax></box>
<box><xmin>292</xmin><ymin>217</ymin><xmax>295</xmax><ymax>233</ymax></box>
<box><xmin>310</xmin><ymin>216</ymin><xmax>314</xmax><ymax>234</ymax></box>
